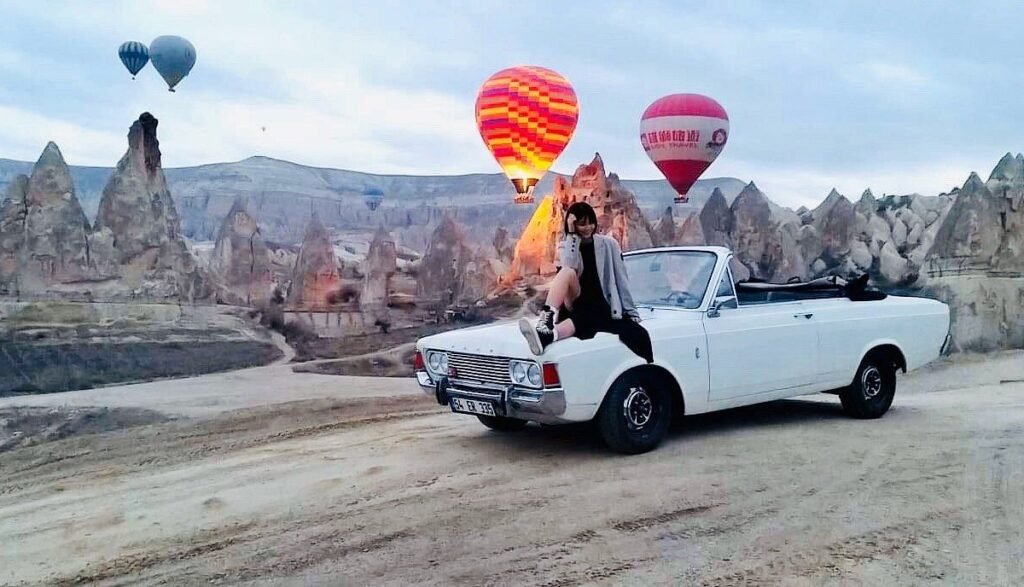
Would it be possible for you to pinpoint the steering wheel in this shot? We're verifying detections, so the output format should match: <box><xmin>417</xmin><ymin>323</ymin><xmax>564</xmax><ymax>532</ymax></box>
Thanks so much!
<box><xmin>661</xmin><ymin>290</ymin><xmax>700</xmax><ymax>306</ymax></box>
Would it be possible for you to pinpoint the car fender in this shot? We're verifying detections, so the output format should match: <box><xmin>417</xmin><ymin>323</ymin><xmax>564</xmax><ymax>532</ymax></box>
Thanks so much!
<box><xmin>854</xmin><ymin>338</ymin><xmax>908</xmax><ymax>379</ymax></box>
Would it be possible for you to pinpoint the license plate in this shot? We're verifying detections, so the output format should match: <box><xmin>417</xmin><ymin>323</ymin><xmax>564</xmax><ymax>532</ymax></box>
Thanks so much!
<box><xmin>449</xmin><ymin>397</ymin><xmax>496</xmax><ymax>417</ymax></box>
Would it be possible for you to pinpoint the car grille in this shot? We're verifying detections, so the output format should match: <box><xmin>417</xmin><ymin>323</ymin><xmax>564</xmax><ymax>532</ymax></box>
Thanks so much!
<box><xmin>447</xmin><ymin>352</ymin><xmax>511</xmax><ymax>387</ymax></box>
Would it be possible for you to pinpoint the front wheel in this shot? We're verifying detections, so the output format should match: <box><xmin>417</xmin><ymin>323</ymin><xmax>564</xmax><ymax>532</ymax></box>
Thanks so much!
<box><xmin>477</xmin><ymin>415</ymin><xmax>529</xmax><ymax>432</ymax></box>
<box><xmin>596</xmin><ymin>371</ymin><xmax>671</xmax><ymax>454</ymax></box>
<box><xmin>840</xmin><ymin>357</ymin><xmax>897</xmax><ymax>419</ymax></box>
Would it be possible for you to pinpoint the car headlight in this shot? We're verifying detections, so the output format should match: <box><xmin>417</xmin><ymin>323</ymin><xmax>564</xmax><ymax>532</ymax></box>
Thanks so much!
<box><xmin>527</xmin><ymin>363</ymin><xmax>542</xmax><ymax>387</ymax></box>
<box><xmin>426</xmin><ymin>351</ymin><xmax>447</xmax><ymax>374</ymax></box>
<box><xmin>509</xmin><ymin>360</ymin><xmax>541</xmax><ymax>388</ymax></box>
<box><xmin>511</xmin><ymin>362</ymin><xmax>527</xmax><ymax>384</ymax></box>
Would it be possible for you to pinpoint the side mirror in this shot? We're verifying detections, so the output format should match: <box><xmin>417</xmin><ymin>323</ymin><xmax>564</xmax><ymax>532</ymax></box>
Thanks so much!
<box><xmin>707</xmin><ymin>295</ymin><xmax>736</xmax><ymax>318</ymax></box>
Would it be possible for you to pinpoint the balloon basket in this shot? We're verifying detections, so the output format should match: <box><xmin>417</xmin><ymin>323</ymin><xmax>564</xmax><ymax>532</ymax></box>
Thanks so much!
<box><xmin>673</xmin><ymin>195</ymin><xmax>689</xmax><ymax>204</ymax></box>
<box><xmin>513</xmin><ymin>193</ymin><xmax>535</xmax><ymax>205</ymax></box>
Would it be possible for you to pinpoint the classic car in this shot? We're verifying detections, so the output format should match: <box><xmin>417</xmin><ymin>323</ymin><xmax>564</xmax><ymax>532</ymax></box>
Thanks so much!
<box><xmin>414</xmin><ymin>246</ymin><xmax>952</xmax><ymax>454</ymax></box>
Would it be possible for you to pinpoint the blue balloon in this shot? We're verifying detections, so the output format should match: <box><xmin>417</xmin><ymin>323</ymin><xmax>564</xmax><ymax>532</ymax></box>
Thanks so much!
<box><xmin>149</xmin><ymin>35</ymin><xmax>196</xmax><ymax>92</ymax></box>
<box><xmin>364</xmin><ymin>188</ymin><xmax>385</xmax><ymax>211</ymax></box>
<box><xmin>118</xmin><ymin>41</ymin><xmax>149</xmax><ymax>79</ymax></box>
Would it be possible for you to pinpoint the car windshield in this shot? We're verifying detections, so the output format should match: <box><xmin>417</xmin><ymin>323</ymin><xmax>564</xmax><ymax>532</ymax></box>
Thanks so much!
<box><xmin>623</xmin><ymin>251</ymin><xmax>718</xmax><ymax>309</ymax></box>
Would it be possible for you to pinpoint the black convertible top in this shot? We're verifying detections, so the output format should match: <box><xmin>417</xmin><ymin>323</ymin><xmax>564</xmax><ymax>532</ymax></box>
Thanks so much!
<box><xmin>735</xmin><ymin>274</ymin><xmax>887</xmax><ymax>302</ymax></box>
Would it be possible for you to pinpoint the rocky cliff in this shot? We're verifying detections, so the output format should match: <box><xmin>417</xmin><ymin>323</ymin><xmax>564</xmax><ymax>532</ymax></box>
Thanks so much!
<box><xmin>0</xmin><ymin>144</ymin><xmax>97</xmax><ymax>293</ymax></box>
<box><xmin>417</xmin><ymin>215</ymin><xmax>479</xmax><ymax>306</ymax></box>
<box><xmin>361</xmin><ymin>226</ymin><xmax>397</xmax><ymax>325</ymax></box>
<box><xmin>505</xmin><ymin>153</ymin><xmax>657</xmax><ymax>284</ymax></box>
<box><xmin>211</xmin><ymin>198</ymin><xmax>273</xmax><ymax>305</ymax></box>
<box><xmin>287</xmin><ymin>213</ymin><xmax>341</xmax><ymax>309</ymax></box>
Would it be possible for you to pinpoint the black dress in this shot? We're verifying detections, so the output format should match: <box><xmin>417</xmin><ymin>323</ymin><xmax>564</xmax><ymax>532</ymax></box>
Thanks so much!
<box><xmin>559</xmin><ymin>239</ymin><xmax>653</xmax><ymax>363</ymax></box>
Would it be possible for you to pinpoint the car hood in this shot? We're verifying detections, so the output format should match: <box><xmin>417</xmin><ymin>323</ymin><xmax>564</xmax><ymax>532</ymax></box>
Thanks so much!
<box><xmin>419</xmin><ymin>320</ymin><xmax>533</xmax><ymax>358</ymax></box>
<box><xmin>417</xmin><ymin>310</ymin><xmax>694</xmax><ymax>359</ymax></box>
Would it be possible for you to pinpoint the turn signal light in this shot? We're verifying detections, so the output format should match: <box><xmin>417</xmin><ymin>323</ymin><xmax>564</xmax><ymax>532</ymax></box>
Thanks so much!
<box><xmin>542</xmin><ymin>363</ymin><xmax>561</xmax><ymax>388</ymax></box>
<box><xmin>413</xmin><ymin>350</ymin><xmax>425</xmax><ymax>371</ymax></box>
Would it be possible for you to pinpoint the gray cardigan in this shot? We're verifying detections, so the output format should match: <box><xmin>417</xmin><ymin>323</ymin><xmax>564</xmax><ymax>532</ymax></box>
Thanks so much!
<box><xmin>557</xmin><ymin>234</ymin><xmax>639</xmax><ymax>320</ymax></box>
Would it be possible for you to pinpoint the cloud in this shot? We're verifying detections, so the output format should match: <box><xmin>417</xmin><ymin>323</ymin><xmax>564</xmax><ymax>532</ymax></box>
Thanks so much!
<box><xmin>0</xmin><ymin>105</ymin><xmax>125</xmax><ymax>166</ymax></box>
<box><xmin>0</xmin><ymin>0</ymin><xmax>1020</xmax><ymax>211</ymax></box>
<box><xmin>858</xmin><ymin>62</ymin><xmax>932</xmax><ymax>88</ymax></box>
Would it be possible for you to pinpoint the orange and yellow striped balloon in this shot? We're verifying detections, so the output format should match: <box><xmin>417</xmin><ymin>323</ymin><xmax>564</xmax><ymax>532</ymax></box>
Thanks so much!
<box><xmin>475</xmin><ymin>65</ymin><xmax>579</xmax><ymax>203</ymax></box>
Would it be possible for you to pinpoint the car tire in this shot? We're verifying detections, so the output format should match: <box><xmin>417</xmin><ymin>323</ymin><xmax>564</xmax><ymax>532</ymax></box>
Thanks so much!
<box><xmin>596</xmin><ymin>371</ymin><xmax>671</xmax><ymax>454</ymax></box>
<box><xmin>477</xmin><ymin>415</ymin><xmax>529</xmax><ymax>431</ymax></box>
<box><xmin>840</xmin><ymin>356</ymin><xmax>897</xmax><ymax>419</ymax></box>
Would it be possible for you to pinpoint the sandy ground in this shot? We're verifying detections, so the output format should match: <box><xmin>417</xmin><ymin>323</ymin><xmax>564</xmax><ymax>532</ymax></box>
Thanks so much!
<box><xmin>2</xmin><ymin>351</ymin><xmax>1024</xmax><ymax>586</ymax></box>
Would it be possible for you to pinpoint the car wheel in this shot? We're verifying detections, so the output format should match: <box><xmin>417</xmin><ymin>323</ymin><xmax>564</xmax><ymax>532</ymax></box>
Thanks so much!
<box><xmin>840</xmin><ymin>356</ymin><xmax>897</xmax><ymax>419</ymax></box>
<box><xmin>596</xmin><ymin>371</ymin><xmax>671</xmax><ymax>454</ymax></box>
<box><xmin>477</xmin><ymin>415</ymin><xmax>529</xmax><ymax>431</ymax></box>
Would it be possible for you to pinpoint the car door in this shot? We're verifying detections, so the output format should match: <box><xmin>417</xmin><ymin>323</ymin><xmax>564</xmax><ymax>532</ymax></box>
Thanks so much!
<box><xmin>703</xmin><ymin>271</ymin><xmax>819</xmax><ymax>402</ymax></box>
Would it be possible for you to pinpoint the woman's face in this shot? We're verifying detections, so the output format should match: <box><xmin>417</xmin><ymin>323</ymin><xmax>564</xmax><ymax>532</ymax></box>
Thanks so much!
<box><xmin>574</xmin><ymin>216</ymin><xmax>596</xmax><ymax>239</ymax></box>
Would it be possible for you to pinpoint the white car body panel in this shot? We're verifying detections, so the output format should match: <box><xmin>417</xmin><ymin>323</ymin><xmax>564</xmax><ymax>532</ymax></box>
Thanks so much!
<box><xmin>415</xmin><ymin>246</ymin><xmax>951</xmax><ymax>425</ymax></box>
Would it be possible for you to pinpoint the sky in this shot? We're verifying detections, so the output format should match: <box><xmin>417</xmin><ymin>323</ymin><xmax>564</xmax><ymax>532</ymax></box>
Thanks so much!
<box><xmin>0</xmin><ymin>0</ymin><xmax>1021</xmax><ymax>209</ymax></box>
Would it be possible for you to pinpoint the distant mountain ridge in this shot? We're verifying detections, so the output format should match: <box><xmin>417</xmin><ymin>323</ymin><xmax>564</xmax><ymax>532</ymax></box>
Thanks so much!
<box><xmin>1</xmin><ymin>155</ymin><xmax>759</xmax><ymax>244</ymax></box>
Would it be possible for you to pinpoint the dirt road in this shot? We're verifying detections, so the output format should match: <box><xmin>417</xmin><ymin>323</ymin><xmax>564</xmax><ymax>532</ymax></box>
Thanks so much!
<box><xmin>3</xmin><ymin>352</ymin><xmax>1024</xmax><ymax>585</ymax></box>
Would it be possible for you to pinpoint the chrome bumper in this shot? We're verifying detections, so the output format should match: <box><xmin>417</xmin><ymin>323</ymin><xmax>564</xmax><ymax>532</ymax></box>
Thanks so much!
<box><xmin>416</xmin><ymin>372</ymin><xmax>567</xmax><ymax>422</ymax></box>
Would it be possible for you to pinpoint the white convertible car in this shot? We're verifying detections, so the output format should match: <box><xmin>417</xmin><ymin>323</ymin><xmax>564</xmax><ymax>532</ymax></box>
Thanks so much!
<box><xmin>415</xmin><ymin>246</ymin><xmax>951</xmax><ymax>454</ymax></box>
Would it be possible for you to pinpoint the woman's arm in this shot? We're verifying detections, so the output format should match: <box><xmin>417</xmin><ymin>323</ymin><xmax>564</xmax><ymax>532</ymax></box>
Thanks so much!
<box><xmin>610</xmin><ymin>238</ymin><xmax>640</xmax><ymax>319</ymax></box>
<box><xmin>558</xmin><ymin>233</ymin><xmax>582</xmax><ymax>272</ymax></box>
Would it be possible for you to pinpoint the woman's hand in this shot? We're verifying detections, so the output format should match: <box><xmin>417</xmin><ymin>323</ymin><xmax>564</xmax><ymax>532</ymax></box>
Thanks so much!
<box><xmin>566</xmin><ymin>213</ymin><xmax>577</xmax><ymax>234</ymax></box>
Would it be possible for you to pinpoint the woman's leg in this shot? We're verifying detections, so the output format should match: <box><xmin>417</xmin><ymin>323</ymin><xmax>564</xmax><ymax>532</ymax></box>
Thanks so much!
<box><xmin>555</xmin><ymin>318</ymin><xmax>575</xmax><ymax>339</ymax></box>
<box><xmin>545</xmin><ymin>267</ymin><xmax>580</xmax><ymax>311</ymax></box>
<box><xmin>520</xmin><ymin>268</ymin><xmax>579</xmax><ymax>355</ymax></box>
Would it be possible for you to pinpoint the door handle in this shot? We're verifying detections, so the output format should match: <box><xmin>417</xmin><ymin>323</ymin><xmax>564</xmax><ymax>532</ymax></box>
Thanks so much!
<box><xmin>793</xmin><ymin>313</ymin><xmax>813</xmax><ymax>319</ymax></box>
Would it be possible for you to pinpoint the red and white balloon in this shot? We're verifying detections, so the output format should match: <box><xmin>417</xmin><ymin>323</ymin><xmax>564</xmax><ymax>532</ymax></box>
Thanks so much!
<box><xmin>640</xmin><ymin>94</ymin><xmax>729</xmax><ymax>204</ymax></box>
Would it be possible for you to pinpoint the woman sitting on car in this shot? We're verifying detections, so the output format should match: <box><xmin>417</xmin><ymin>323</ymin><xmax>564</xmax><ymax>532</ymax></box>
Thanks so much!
<box><xmin>518</xmin><ymin>202</ymin><xmax>653</xmax><ymax>363</ymax></box>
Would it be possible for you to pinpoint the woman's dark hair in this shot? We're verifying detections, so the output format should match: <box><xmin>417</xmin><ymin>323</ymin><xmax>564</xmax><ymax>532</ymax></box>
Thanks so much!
<box><xmin>563</xmin><ymin>201</ymin><xmax>598</xmax><ymax>236</ymax></box>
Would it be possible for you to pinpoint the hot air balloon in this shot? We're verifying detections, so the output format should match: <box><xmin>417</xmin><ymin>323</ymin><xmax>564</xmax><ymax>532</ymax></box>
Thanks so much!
<box><xmin>640</xmin><ymin>94</ymin><xmax>729</xmax><ymax>204</ymax></box>
<box><xmin>118</xmin><ymin>41</ymin><xmax>149</xmax><ymax>79</ymax></box>
<box><xmin>363</xmin><ymin>187</ymin><xmax>384</xmax><ymax>211</ymax></box>
<box><xmin>475</xmin><ymin>66</ymin><xmax>579</xmax><ymax>204</ymax></box>
<box><xmin>149</xmin><ymin>35</ymin><xmax>196</xmax><ymax>92</ymax></box>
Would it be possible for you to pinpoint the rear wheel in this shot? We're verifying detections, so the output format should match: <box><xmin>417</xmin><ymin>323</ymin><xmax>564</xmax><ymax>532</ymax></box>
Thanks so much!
<box><xmin>840</xmin><ymin>356</ymin><xmax>897</xmax><ymax>419</ymax></box>
<box><xmin>596</xmin><ymin>371</ymin><xmax>671</xmax><ymax>454</ymax></box>
<box><xmin>477</xmin><ymin>415</ymin><xmax>529</xmax><ymax>432</ymax></box>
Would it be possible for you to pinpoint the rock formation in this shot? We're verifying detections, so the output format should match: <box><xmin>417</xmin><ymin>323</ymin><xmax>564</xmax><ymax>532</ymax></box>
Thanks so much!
<box><xmin>699</xmin><ymin>188</ymin><xmax>732</xmax><ymax>248</ymax></box>
<box><xmin>492</xmin><ymin>226</ymin><xmax>515</xmax><ymax>264</ymax></box>
<box><xmin>676</xmin><ymin>212</ymin><xmax>705</xmax><ymax>246</ymax></box>
<box><xmin>0</xmin><ymin>144</ymin><xmax>96</xmax><ymax>293</ymax></box>
<box><xmin>93</xmin><ymin>113</ymin><xmax>208</xmax><ymax>299</ymax></box>
<box><xmin>287</xmin><ymin>213</ymin><xmax>341</xmax><ymax>308</ymax></box>
<box><xmin>855</xmin><ymin>189</ymin><xmax>877</xmax><ymax>217</ymax></box>
<box><xmin>94</xmin><ymin>114</ymin><xmax>183</xmax><ymax>263</ymax></box>
<box><xmin>211</xmin><ymin>198</ymin><xmax>272</xmax><ymax>305</ymax></box>
<box><xmin>729</xmin><ymin>182</ymin><xmax>804</xmax><ymax>282</ymax></box>
<box><xmin>986</xmin><ymin>152</ymin><xmax>1024</xmax><ymax>271</ymax></box>
<box><xmin>0</xmin><ymin>116</ymin><xmax>212</xmax><ymax>300</ymax></box>
<box><xmin>361</xmin><ymin>226</ymin><xmax>397</xmax><ymax>325</ymax></box>
<box><xmin>506</xmin><ymin>196</ymin><xmax>564</xmax><ymax>279</ymax></box>
<box><xmin>813</xmin><ymin>191</ymin><xmax>857</xmax><ymax>265</ymax></box>
<box><xmin>929</xmin><ymin>173</ymin><xmax>1003</xmax><ymax>264</ymax></box>
<box><xmin>653</xmin><ymin>207</ymin><xmax>677</xmax><ymax>246</ymax></box>
<box><xmin>505</xmin><ymin>153</ymin><xmax>656</xmax><ymax>282</ymax></box>
<box><xmin>555</xmin><ymin>154</ymin><xmax>656</xmax><ymax>251</ymax></box>
<box><xmin>0</xmin><ymin>176</ymin><xmax>29</xmax><ymax>289</ymax></box>
<box><xmin>417</xmin><ymin>215</ymin><xmax>474</xmax><ymax>307</ymax></box>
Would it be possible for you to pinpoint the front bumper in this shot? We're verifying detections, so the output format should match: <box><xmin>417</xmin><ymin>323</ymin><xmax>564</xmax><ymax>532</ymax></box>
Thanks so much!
<box><xmin>416</xmin><ymin>372</ymin><xmax>567</xmax><ymax>423</ymax></box>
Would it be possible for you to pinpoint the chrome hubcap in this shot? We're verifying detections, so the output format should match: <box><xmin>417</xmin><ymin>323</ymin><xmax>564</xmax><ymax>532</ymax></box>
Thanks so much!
<box><xmin>623</xmin><ymin>387</ymin><xmax>654</xmax><ymax>429</ymax></box>
<box><xmin>862</xmin><ymin>366</ymin><xmax>883</xmax><ymax>399</ymax></box>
